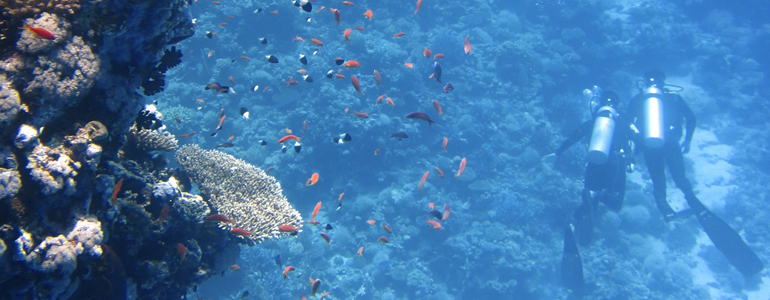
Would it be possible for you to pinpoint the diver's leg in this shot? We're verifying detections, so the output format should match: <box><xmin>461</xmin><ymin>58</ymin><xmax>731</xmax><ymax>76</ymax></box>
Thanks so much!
<box><xmin>665</xmin><ymin>143</ymin><xmax>697</xmax><ymax>215</ymax></box>
<box><xmin>644</xmin><ymin>148</ymin><xmax>678</xmax><ymax>221</ymax></box>
<box><xmin>561</xmin><ymin>224</ymin><xmax>584</xmax><ymax>290</ymax></box>
<box><xmin>595</xmin><ymin>154</ymin><xmax>625</xmax><ymax>211</ymax></box>
<box><xmin>572</xmin><ymin>188</ymin><xmax>593</xmax><ymax>246</ymax></box>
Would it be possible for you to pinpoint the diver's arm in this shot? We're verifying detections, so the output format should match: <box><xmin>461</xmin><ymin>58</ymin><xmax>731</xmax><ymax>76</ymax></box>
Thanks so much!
<box><xmin>680</xmin><ymin>95</ymin><xmax>696</xmax><ymax>153</ymax></box>
<box><xmin>554</xmin><ymin>120</ymin><xmax>593</xmax><ymax>155</ymax></box>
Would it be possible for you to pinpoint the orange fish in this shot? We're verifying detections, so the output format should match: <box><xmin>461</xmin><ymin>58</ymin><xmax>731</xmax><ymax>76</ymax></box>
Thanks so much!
<box><xmin>386</xmin><ymin>97</ymin><xmax>395</xmax><ymax>106</ymax></box>
<box><xmin>351</xmin><ymin>75</ymin><xmax>363</xmax><ymax>95</ymax></box>
<box><xmin>310</xmin><ymin>38</ymin><xmax>324</xmax><ymax>46</ymax></box>
<box><xmin>374</xmin><ymin>148</ymin><xmax>380</xmax><ymax>155</ymax></box>
<box><xmin>427</xmin><ymin>219</ymin><xmax>442</xmax><ymax>230</ymax></box>
<box><xmin>367</xmin><ymin>219</ymin><xmax>376</xmax><ymax>225</ymax></box>
<box><xmin>442</xmin><ymin>203</ymin><xmax>451</xmax><ymax>221</ymax></box>
<box><xmin>22</xmin><ymin>23</ymin><xmax>55</xmax><ymax>40</ymax></box>
<box><xmin>218</xmin><ymin>22</ymin><xmax>228</xmax><ymax>27</ymax></box>
<box><xmin>240</xmin><ymin>55</ymin><xmax>251</xmax><ymax>60</ymax></box>
<box><xmin>415</xmin><ymin>0</ymin><xmax>422</xmax><ymax>15</ymax></box>
<box><xmin>279</xmin><ymin>224</ymin><xmax>299</xmax><ymax>233</ymax></box>
<box><xmin>298</xmin><ymin>68</ymin><xmax>307</xmax><ymax>73</ymax></box>
<box><xmin>428</xmin><ymin>202</ymin><xmax>435</xmax><ymax>210</ymax></box>
<box><xmin>316</xmin><ymin>6</ymin><xmax>326</xmax><ymax>13</ymax></box>
<box><xmin>228</xmin><ymin>75</ymin><xmax>234</xmax><ymax>83</ymax></box>
<box><xmin>376</xmin><ymin>94</ymin><xmax>386</xmax><ymax>104</ymax></box>
<box><xmin>216</xmin><ymin>115</ymin><xmax>226</xmax><ymax>130</ymax></box>
<box><xmin>382</xmin><ymin>223</ymin><xmax>392</xmax><ymax>234</ymax></box>
<box><xmin>286</xmin><ymin>127</ymin><xmax>293</xmax><ymax>134</ymax></box>
<box><xmin>110</xmin><ymin>179</ymin><xmax>123</xmax><ymax>205</ymax></box>
<box><xmin>278</xmin><ymin>135</ymin><xmax>301</xmax><ymax>143</ymax></box>
<box><xmin>353</xmin><ymin>112</ymin><xmax>370</xmax><ymax>119</ymax></box>
<box><xmin>338</xmin><ymin>193</ymin><xmax>345</xmax><ymax>202</ymax></box>
<box><xmin>283</xmin><ymin>266</ymin><xmax>295</xmax><ymax>280</ymax></box>
<box><xmin>355</xmin><ymin>26</ymin><xmax>365</xmax><ymax>31</ymax></box>
<box><xmin>433</xmin><ymin>100</ymin><xmax>443</xmax><ymax>115</ymax></box>
<box><xmin>228</xmin><ymin>134</ymin><xmax>235</xmax><ymax>142</ymax></box>
<box><xmin>176</xmin><ymin>243</ymin><xmax>187</xmax><ymax>261</ymax></box>
<box><xmin>456</xmin><ymin>157</ymin><xmax>466</xmax><ymax>178</ymax></box>
<box><xmin>344</xmin><ymin>60</ymin><xmax>360</xmax><ymax>68</ymax></box>
<box><xmin>344</xmin><ymin>107</ymin><xmax>349</xmax><ymax>114</ymax></box>
<box><xmin>403</xmin><ymin>62</ymin><xmax>413</xmax><ymax>68</ymax></box>
<box><xmin>293</xmin><ymin>35</ymin><xmax>305</xmax><ymax>42</ymax></box>
<box><xmin>434</xmin><ymin>53</ymin><xmax>445</xmax><ymax>59</ymax></box>
<box><xmin>435</xmin><ymin>166</ymin><xmax>445</xmax><ymax>178</ymax></box>
<box><xmin>423</xmin><ymin>48</ymin><xmax>432</xmax><ymax>58</ymax></box>
<box><xmin>270</xmin><ymin>10</ymin><xmax>279</xmax><ymax>14</ymax></box>
<box><xmin>358</xmin><ymin>246</ymin><xmax>364</xmax><ymax>257</ymax></box>
<box><xmin>373</xmin><ymin>69</ymin><xmax>381</xmax><ymax>86</ymax></box>
<box><xmin>285</xmin><ymin>76</ymin><xmax>299</xmax><ymax>86</ymax></box>
<box><xmin>207</xmin><ymin>50</ymin><xmax>214</xmax><ymax>58</ymax></box>
<box><xmin>211</xmin><ymin>0</ymin><xmax>220</xmax><ymax>4</ymax></box>
<box><xmin>155</xmin><ymin>204</ymin><xmax>170</xmax><ymax>224</ymax></box>
<box><xmin>343</xmin><ymin>28</ymin><xmax>351</xmax><ymax>41</ymax></box>
<box><xmin>334</xmin><ymin>73</ymin><xmax>346</xmax><ymax>79</ymax></box>
<box><xmin>442</xmin><ymin>137</ymin><xmax>448</xmax><ymax>152</ymax></box>
<box><xmin>196</xmin><ymin>98</ymin><xmax>204</xmax><ymax>103</ymax></box>
<box><xmin>310</xmin><ymin>201</ymin><xmax>322</xmax><ymax>223</ymax></box>
<box><xmin>205</xmin><ymin>214</ymin><xmax>235</xmax><ymax>223</ymax></box>
<box><xmin>230</xmin><ymin>264</ymin><xmax>241</xmax><ymax>271</ymax></box>
<box><xmin>464</xmin><ymin>35</ymin><xmax>472</xmax><ymax>54</ymax></box>
<box><xmin>341</xmin><ymin>1</ymin><xmax>354</xmax><ymax>6</ymax></box>
<box><xmin>377</xmin><ymin>236</ymin><xmax>390</xmax><ymax>244</ymax></box>
<box><xmin>363</xmin><ymin>9</ymin><xmax>373</xmax><ymax>20</ymax></box>
<box><xmin>306</xmin><ymin>172</ymin><xmax>319</xmax><ymax>186</ymax></box>
<box><xmin>418</xmin><ymin>170</ymin><xmax>429</xmax><ymax>190</ymax></box>
<box><xmin>330</xmin><ymin>8</ymin><xmax>341</xmax><ymax>25</ymax></box>
<box><xmin>179</xmin><ymin>131</ymin><xmax>196</xmax><ymax>138</ymax></box>
<box><xmin>393</xmin><ymin>32</ymin><xmax>405</xmax><ymax>38</ymax></box>
<box><xmin>226</xmin><ymin>15</ymin><xmax>235</xmax><ymax>19</ymax></box>
<box><xmin>303</xmin><ymin>120</ymin><xmax>308</xmax><ymax>131</ymax></box>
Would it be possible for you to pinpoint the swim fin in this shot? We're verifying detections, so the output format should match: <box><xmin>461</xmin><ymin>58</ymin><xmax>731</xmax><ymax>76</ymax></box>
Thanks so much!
<box><xmin>561</xmin><ymin>225</ymin><xmax>584</xmax><ymax>290</ymax></box>
<box><xmin>691</xmin><ymin>198</ymin><xmax>764</xmax><ymax>276</ymax></box>
<box><xmin>573</xmin><ymin>199</ymin><xmax>593</xmax><ymax>246</ymax></box>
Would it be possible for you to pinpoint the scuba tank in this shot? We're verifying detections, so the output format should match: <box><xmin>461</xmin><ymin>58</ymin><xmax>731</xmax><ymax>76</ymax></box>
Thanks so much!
<box><xmin>641</xmin><ymin>86</ymin><xmax>665</xmax><ymax>148</ymax></box>
<box><xmin>587</xmin><ymin>106</ymin><xmax>618</xmax><ymax>164</ymax></box>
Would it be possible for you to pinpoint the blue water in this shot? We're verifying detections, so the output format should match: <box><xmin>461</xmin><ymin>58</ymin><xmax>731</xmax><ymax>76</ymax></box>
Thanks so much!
<box><xmin>153</xmin><ymin>0</ymin><xmax>770</xmax><ymax>299</ymax></box>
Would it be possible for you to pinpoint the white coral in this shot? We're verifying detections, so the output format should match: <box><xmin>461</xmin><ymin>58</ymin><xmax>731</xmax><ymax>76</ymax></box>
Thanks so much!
<box><xmin>66</xmin><ymin>217</ymin><xmax>103</xmax><ymax>258</ymax></box>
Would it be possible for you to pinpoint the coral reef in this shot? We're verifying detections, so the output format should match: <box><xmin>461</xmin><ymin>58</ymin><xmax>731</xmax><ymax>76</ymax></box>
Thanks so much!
<box><xmin>175</xmin><ymin>144</ymin><xmax>303</xmax><ymax>245</ymax></box>
<box><xmin>125</xmin><ymin>124</ymin><xmax>178</xmax><ymax>152</ymax></box>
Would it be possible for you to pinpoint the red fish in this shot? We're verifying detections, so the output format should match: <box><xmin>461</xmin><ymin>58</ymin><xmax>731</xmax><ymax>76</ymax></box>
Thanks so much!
<box><xmin>231</xmin><ymin>228</ymin><xmax>253</xmax><ymax>236</ymax></box>
<box><xmin>176</xmin><ymin>243</ymin><xmax>187</xmax><ymax>261</ymax></box>
<box><xmin>435</xmin><ymin>166</ymin><xmax>445</xmax><ymax>178</ymax></box>
<box><xmin>418</xmin><ymin>171</ymin><xmax>429</xmax><ymax>191</ymax></box>
<box><xmin>464</xmin><ymin>35</ymin><xmax>472</xmax><ymax>54</ymax></box>
<box><xmin>320</xmin><ymin>232</ymin><xmax>331</xmax><ymax>245</ymax></box>
<box><xmin>415</xmin><ymin>0</ymin><xmax>422</xmax><ymax>15</ymax></box>
<box><xmin>351</xmin><ymin>75</ymin><xmax>363</xmax><ymax>95</ymax></box>
<box><xmin>179</xmin><ymin>131</ymin><xmax>195</xmax><ymax>138</ymax></box>
<box><xmin>406</xmin><ymin>112</ymin><xmax>435</xmax><ymax>127</ymax></box>
<box><xmin>283</xmin><ymin>266</ymin><xmax>295</xmax><ymax>280</ymax></box>
<box><xmin>433</xmin><ymin>100</ymin><xmax>443</xmax><ymax>115</ymax></box>
<box><xmin>354</xmin><ymin>112</ymin><xmax>370</xmax><ymax>119</ymax></box>
<box><xmin>310</xmin><ymin>278</ymin><xmax>322</xmax><ymax>297</ymax></box>
<box><xmin>423</xmin><ymin>48</ymin><xmax>432</xmax><ymax>58</ymax></box>
<box><xmin>442</xmin><ymin>204</ymin><xmax>451</xmax><ymax>221</ymax></box>
<box><xmin>386</xmin><ymin>97</ymin><xmax>395</xmax><ymax>106</ymax></box>
<box><xmin>442</xmin><ymin>137</ymin><xmax>448</xmax><ymax>152</ymax></box>
<box><xmin>22</xmin><ymin>23</ymin><xmax>55</xmax><ymax>40</ymax></box>
<box><xmin>230</xmin><ymin>264</ymin><xmax>241</xmax><ymax>271</ymax></box>
<box><xmin>363</xmin><ymin>9</ymin><xmax>373</xmax><ymax>20</ymax></box>
<box><xmin>383</xmin><ymin>223</ymin><xmax>392</xmax><ymax>234</ymax></box>
<box><xmin>374</xmin><ymin>148</ymin><xmax>380</xmax><ymax>155</ymax></box>
<box><xmin>334</xmin><ymin>73</ymin><xmax>346</xmax><ymax>79</ymax></box>
<box><xmin>285</xmin><ymin>76</ymin><xmax>299</xmax><ymax>86</ymax></box>
<box><xmin>373</xmin><ymin>69</ymin><xmax>381</xmax><ymax>86</ymax></box>
<box><xmin>434</xmin><ymin>53</ymin><xmax>445</xmax><ymax>59</ymax></box>
<box><xmin>342</xmin><ymin>1</ymin><xmax>354</xmax><ymax>6</ymax></box>
<box><xmin>218</xmin><ymin>22</ymin><xmax>228</xmax><ymax>27</ymax></box>
<box><xmin>205</xmin><ymin>214</ymin><xmax>235</xmax><ymax>223</ymax></box>
<box><xmin>456</xmin><ymin>157</ymin><xmax>466</xmax><ymax>178</ymax></box>
<box><xmin>278</xmin><ymin>135</ymin><xmax>301</xmax><ymax>143</ymax></box>
<box><xmin>427</xmin><ymin>219</ymin><xmax>442</xmax><ymax>230</ymax></box>
<box><xmin>155</xmin><ymin>204</ymin><xmax>170</xmax><ymax>224</ymax></box>
<box><xmin>216</xmin><ymin>115</ymin><xmax>226</xmax><ymax>131</ymax></box>
<box><xmin>279</xmin><ymin>224</ymin><xmax>299</xmax><ymax>233</ymax></box>
<box><xmin>310</xmin><ymin>38</ymin><xmax>324</xmax><ymax>46</ymax></box>
<box><xmin>303</xmin><ymin>120</ymin><xmax>308</xmax><ymax>132</ymax></box>
<box><xmin>377</xmin><ymin>236</ymin><xmax>390</xmax><ymax>244</ymax></box>
<box><xmin>343</xmin><ymin>28</ymin><xmax>351</xmax><ymax>41</ymax></box>
<box><xmin>393</xmin><ymin>32</ymin><xmax>405</xmax><ymax>38</ymax></box>
<box><xmin>377</xmin><ymin>94</ymin><xmax>386</xmax><ymax>104</ymax></box>
<box><xmin>344</xmin><ymin>60</ymin><xmax>361</xmax><ymax>68</ymax></box>
<box><xmin>443</xmin><ymin>82</ymin><xmax>454</xmax><ymax>93</ymax></box>
<box><xmin>306</xmin><ymin>173</ymin><xmax>319</xmax><ymax>186</ymax></box>
<box><xmin>339</xmin><ymin>193</ymin><xmax>345</xmax><ymax>202</ymax></box>
<box><xmin>358</xmin><ymin>246</ymin><xmax>364</xmax><ymax>256</ymax></box>
<box><xmin>355</xmin><ymin>26</ymin><xmax>365</xmax><ymax>31</ymax></box>
<box><xmin>330</xmin><ymin>8</ymin><xmax>341</xmax><ymax>25</ymax></box>
<box><xmin>110</xmin><ymin>179</ymin><xmax>123</xmax><ymax>205</ymax></box>
<box><xmin>403</xmin><ymin>62</ymin><xmax>414</xmax><ymax>68</ymax></box>
<box><xmin>310</xmin><ymin>201</ymin><xmax>322</xmax><ymax>223</ymax></box>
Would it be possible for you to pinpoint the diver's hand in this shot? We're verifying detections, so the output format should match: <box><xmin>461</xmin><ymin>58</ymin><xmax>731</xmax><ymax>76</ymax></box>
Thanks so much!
<box><xmin>541</xmin><ymin>153</ymin><xmax>557</xmax><ymax>164</ymax></box>
<box><xmin>626</xmin><ymin>163</ymin><xmax>634</xmax><ymax>173</ymax></box>
<box><xmin>681</xmin><ymin>141</ymin><xmax>691</xmax><ymax>154</ymax></box>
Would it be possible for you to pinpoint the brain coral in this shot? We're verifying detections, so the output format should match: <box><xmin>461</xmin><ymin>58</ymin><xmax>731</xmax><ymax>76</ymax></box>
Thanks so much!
<box><xmin>175</xmin><ymin>145</ymin><xmax>303</xmax><ymax>245</ymax></box>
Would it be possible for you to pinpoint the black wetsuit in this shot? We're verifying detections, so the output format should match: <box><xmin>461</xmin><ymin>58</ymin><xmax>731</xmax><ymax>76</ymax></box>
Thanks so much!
<box><xmin>627</xmin><ymin>89</ymin><xmax>697</xmax><ymax>220</ymax></box>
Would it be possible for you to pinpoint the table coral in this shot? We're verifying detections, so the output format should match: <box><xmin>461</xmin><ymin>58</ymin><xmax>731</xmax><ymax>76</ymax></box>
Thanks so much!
<box><xmin>175</xmin><ymin>144</ymin><xmax>303</xmax><ymax>245</ymax></box>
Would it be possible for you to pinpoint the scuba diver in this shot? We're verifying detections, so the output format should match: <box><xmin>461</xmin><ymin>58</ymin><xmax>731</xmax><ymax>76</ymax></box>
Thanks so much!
<box><xmin>627</xmin><ymin>69</ymin><xmax>763</xmax><ymax>277</ymax></box>
<box><xmin>542</xmin><ymin>88</ymin><xmax>634</xmax><ymax>290</ymax></box>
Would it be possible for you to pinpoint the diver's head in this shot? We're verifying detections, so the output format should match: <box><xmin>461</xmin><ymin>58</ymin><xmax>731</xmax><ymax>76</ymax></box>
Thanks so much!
<box><xmin>590</xmin><ymin>90</ymin><xmax>620</xmax><ymax>116</ymax></box>
<box><xmin>643</xmin><ymin>69</ymin><xmax>666</xmax><ymax>87</ymax></box>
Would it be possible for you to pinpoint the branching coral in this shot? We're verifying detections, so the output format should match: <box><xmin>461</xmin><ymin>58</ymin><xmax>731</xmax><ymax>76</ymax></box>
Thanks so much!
<box><xmin>175</xmin><ymin>145</ymin><xmax>303</xmax><ymax>245</ymax></box>
<box><xmin>125</xmin><ymin>124</ymin><xmax>178</xmax><ymax>152</ymax></box>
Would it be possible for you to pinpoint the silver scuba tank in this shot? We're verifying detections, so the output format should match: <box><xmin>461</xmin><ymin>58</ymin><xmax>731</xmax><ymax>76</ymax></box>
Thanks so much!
<box><xmin>587</xmin><ymin>106</ymin><xmax>617</xmax><ymax>165</ymax></box>
<box><xmin>642</xmin><ymin>86</ymin><xmax>665</xmax><ymax>148</ymax></box>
